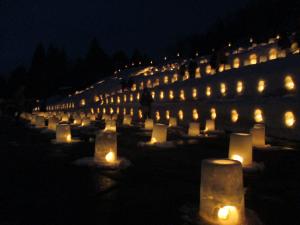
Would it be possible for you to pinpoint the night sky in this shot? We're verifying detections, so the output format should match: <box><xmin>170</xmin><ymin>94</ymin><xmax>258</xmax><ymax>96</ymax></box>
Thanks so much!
<box><xmin>0</xmin><ymin>0</ymin><xmax>248</xmax><ymax>74</ymax></box>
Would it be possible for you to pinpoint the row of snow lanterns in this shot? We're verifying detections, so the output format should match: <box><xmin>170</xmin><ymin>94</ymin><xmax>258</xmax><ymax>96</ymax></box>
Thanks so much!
<box><xmin>24</xmin><ymin>112</ymin><xmax>269</xmax><ymax>224</ymax></box>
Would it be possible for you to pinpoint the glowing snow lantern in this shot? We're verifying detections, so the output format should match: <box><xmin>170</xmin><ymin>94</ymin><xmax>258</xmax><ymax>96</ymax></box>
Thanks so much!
<box><xmin>193</xmin><ymin>109</ymin><xmax>199</xmax><ymax>120</ymax></box>
<box><xmin>205</xmin><ymin>119</ymin><xmax>215</xmax><ymax>132</ymax></box>
<box><xmin>56</xmin><ymin>124</ymin><xmax>72</xmax><ymax>143</ymax></box>
<box><xmin>169</xmin><ymin>117</ymin><xmax>178</xmax><ymax>127</ymax></box>
<box><xmin>192</xmin><ymin>88</ymin><xmax>197</xmax><ymax>99</ymax></box>
<box><xmin>130</xmin><ymin>108</ymin><xmax>134</xmax><ymax>116</ymax></box>
<box><xmin>284</xmin><ymin>75</ymin><xmax>295</xmax><ymax>91</ymax></box>
<box><xmin>178</xmin><ymin>110</ymin><xmax>184</xmax><ymax>120</ymax></box>
<box><xmin>166</xmin><ymin>110</ymin><xmax>170</xmax><ymax>120</ymax></box>
<box><xmin>206</xmin><ymin>65</ymin><xmax>212</xmax><ymax>74</ymax></box>
<box><xmin>164</xmin><ymin>76</ymin><xmax>169</xmax><ymax>84</ymax></box>
<box><xmin>195</xmin><ymin>67</ymin><xmax>201</xmax><ymax>78</ymax></box>
<box><xmin>180</xmin><ymin>90</ymin><xmax>185</xmax><ymax>100</ymax></box>
<box><xmin>183</xmin><ymin>70</ymin><xmax>189</xmax><ymax>80</ymax></box>
<box><xmin>257</xmin><ymin>80</ymin><xmax>265</xmax><ymax>93</ymax></box>
<box><xmin>169</xmin><ymin>90</ymin><xmax>174</xmax><ymax>100</ymax></box>
<box><xmin>236</xmin><ymin>81</ymin><xmax>243</xmax><ymax>94</ymax></box>
<box><xmin>160</xmin><ymin>91</ymin><xmax>164</xmax><ymax>100</ymax></box>
<box><xmin>229</xmin><ymin>133</ymin><xmax>252</xmax><ymax>166</ymax></box>
<box><xmin>144</xmin><ymin>118</ymin><xmax>154</xmax><ymax>130</ymax></box>
<box><xmin>94</xmin><ymin>132</ymin><xmax>117</xmax><ymax>164</ymax></box>
<box><xmin>155</xmin><ymin>111</ymin><xmax>160</xmax><ymax>121</ymax></box>
<box><xmin>188</xmin><ymin>122</ymin><xmax>200</xmax><ymax>136</ymax></box>
<box><xmin>172</xmin><ymin>74</ymin><xmax>178</xmax><ymax>83</ymax></box>
<box><xmin>123</xmin><ymin>115</ymin><xmax>132</xmax><ymax>126</ymax></box>
<box><xmin>206</xmin><ymin>86</ymin><xmax>212</xmax><ymax>97</ymax></box>
<box><xmin>199</xmin><ymin>159</ymin><xmax>245</xmax><ymax>225</ymax></box>
<box><xmin>210</xmin><ymin>108</ymin><xmax>217</xmax><ymax>120</ymax></box>
<box><xmin>284</xmin><ymin>111</ymin><xmax>295</xmax><ymax>127</ymax></box>
<box><xmin>220</xmin><ymin>83</ymin><xmax>227</xmax><ymax>96</ymax></box>
<box><xmin>151</xmin><ymin>91</ymin><xmax>155</xmax><ymax>100</ymax></box>
<box><xmin>81</xmin><ymin>117</ymin><xmax>91</xmax><ymax>126</ymax></box>
<box><xmin>249</xmin><ymin>54</ymin><xmax>257</xmax><ymax>65</ymax></box>
<box><xmin>150</xmin><ymin>124</ymin><xmax>167</xmax><ymax>143</ymax></box>
<box><xmin>268</xmin><ymin>48</ymin><xmax>277</xmax><ymax>60</ymax></box>
<box><xmin>104</xmin><ymin>119</ymin><xmax>116</xmax><ymax>132</ymax></box>
<box><xmin>138</xmin><ymin>109</ymin><xmax>143</xmax><ymax>119</ymax></box>
<box><xmin>73</xmin><ymin>116</ymin><xmax>82</xmax><ymax>125</ymax></box>
<box><xmin>231</xmin><ymin>110</ymin><xmax>239</xmax><ymax>123</ymax></box>
<box><xmin>48</xmin><ymin>117</ymin><xmax>59</xmax><ymax>131</ymax></box>
<box><xmin>35</xmin><ymin>116</ymin><xmax>46</xmax><ymax>128</ymax></box>
<box><xmin>250</xmin><ymin>124</ymin><xmax>266</xmax><ymax>147</ymax></box>
<box><xmin>254</xmin><ymin>109</ymin><xmax>264</xmax><ymax>123</ymax></box>
<box><xmin>233</xmin><ymin>58</ymin><xmax>240</xmax><ymax>68</ymax></box>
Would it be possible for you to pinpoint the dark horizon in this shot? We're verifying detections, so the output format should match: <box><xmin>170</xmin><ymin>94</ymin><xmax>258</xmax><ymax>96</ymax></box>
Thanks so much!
<box><xmin>0</xmin><ymin>0</ymin><xmax>248</xmax><ymax>75</ymax></box>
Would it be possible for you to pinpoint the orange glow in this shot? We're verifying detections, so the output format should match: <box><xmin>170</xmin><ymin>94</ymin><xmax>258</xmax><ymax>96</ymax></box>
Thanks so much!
<box><xmin>193</xmin><ymin>109</ymin><xmax>199</xmax><ymax>120</ymax></box>
<box><xmin>231</xmin><ymin>109</ymin><xmax>239</xmax><ymax>122</ymax></box>
<box><xmin>236</xmin><ymin>81</ymin><xmax>243</xmax><ymax>94</ymax></box>
<box><xmin>155</xmin><ymin>111</ymin><xmax>160</xmax><ymax>121</ymax></box>
<box><xmin>220</xmin><ymin>83</ymin><xmax>227</xmax><ymax>96</ymax></box>
<box><xmin>233</xmin><ymin>58</ymin><xmax>240</xmax><ymax>68</ymax></box>
<box><xmin>284</xmin><ymin>111</ymin><xmax>295</xmax><ymax>127</ymax></box>
<box><xmin>249</xmin><ymin>54</ymin><xmax>257</xmax><ymax>65</ymax></box>
<box><xmin>166</xmin><ymin>110</ymin><xmax>170</xmax><ymax>120</ymax></box>
<box><xmin>206</xmin><ymin>86</ymin><xmax>212</xmax><ymax>97</ymax></box>
<box><xmin>210</xmin><ymin>108</ymin><xmax>217</xmax><ymax>120</ymax></box>
<box><xmin>180</xmin><ymin>90</ymin><xmax>185</xmax><ymax>101</ymax></box>
<box><xmin>257</xmin><ymin>80</ymin><xmax>265</xmax><ymax>93</ymax></box>
<box><xmin>254</xmin><ymin>109</ymin><xmax>264</xmax><ymax>123</ymax></box>
<box><xmin>284</xmin><ymin>75</ymin><xmax>295</xmax><ymax>91</ymax></box>
<box><xmin>192</xmin><ymin>88</ymin><xmax>197</xmax><ymax>99</ymax></box>
<box><xmin>169</xmin><ymin>90</ymin><xmax>174</xmax><ymax>100</ymax></box>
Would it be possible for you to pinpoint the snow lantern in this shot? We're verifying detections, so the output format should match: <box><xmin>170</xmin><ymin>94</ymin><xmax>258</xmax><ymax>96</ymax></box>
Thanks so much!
<box><xmin>199</xmin><ymin>159</ymin><xmax>245</xmax><ymax>225</ymax></box>
<box><xmin>229</xmin><ymin>133</ymin><xmax>252</xmax><ymax>166</ymax></box>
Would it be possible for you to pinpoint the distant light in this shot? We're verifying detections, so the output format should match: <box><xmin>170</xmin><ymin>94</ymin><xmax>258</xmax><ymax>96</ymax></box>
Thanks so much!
<box><xmin>284</xmin><ymin>111</ymin><xmax>295</xmax><ymax>127</ymax></box>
